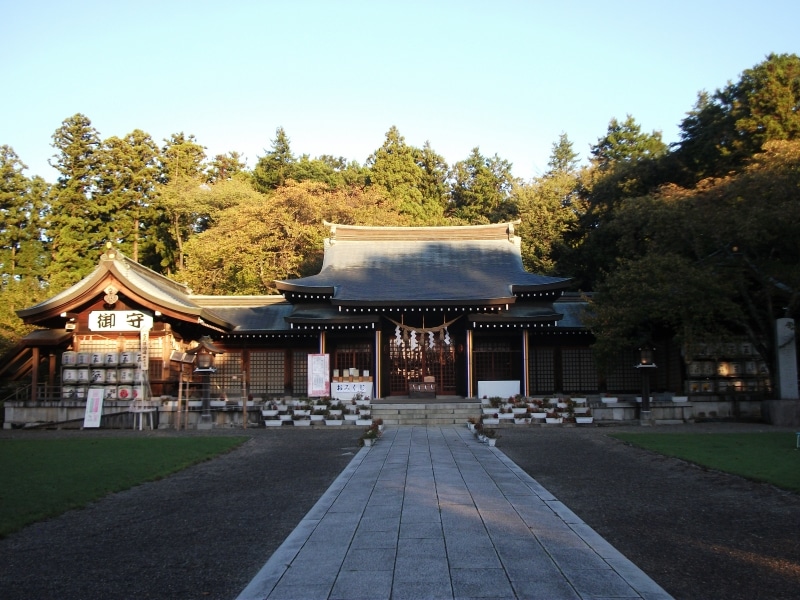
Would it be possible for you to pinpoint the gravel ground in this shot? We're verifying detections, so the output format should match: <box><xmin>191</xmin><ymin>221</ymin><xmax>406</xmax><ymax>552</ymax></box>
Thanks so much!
<box><xmin>1</xmin><ymin>423</ymin><xmax>799</xmax><ymax>600</ymax></box>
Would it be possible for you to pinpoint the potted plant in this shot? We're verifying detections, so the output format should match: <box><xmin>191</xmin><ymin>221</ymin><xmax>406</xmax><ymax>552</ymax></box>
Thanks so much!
<box><xmin>483</xmin><ymin>428</ymin><xmax>499</xmax><ymax>447</ymax></box>
<box><xmin>292</xmin><ymin>413</ymin><xmax>311</xmax><ymax>426</ymax></box>
<box><xmin>545</xmin><ymin>410</ymin><xmax>562</xmax><ymax>424</ymax></box>
<box><xmin>483</xmin><ymin>413</ymin><xmax>500</xmax><ymax>425</ymax></box>
<box><xmin>359</xmin><ymin>422</ymin><xmax>381</xmax><ymax>447</ymax></box>
<box><xmin>373</xmin><ymin>417</ymin><xmax>384</xmax><ymax>432</ymax></box>
<box><xmin>324</xmin><ymin>411</ymin><xmax>343</xmax><ymax>426</ymax></box>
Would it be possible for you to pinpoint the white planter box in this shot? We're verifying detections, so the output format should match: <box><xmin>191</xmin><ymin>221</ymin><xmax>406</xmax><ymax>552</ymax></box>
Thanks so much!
<box><xmin>344</xmin><ymin>414</ymin><xmax>359</xmax><ymax>421</ymax></box>
<box><xmin>293</xmin><ymin>409</ymin><xmax>310</xmax><ymax>416</ymax></box>
<box><xmin>572</xmin><ymin>397</ymin><xmax>587</xmax><ymax>404</ymax></box>
<box><xmin>293</xmin><ymin>419</ymin><xmax>311</xmax><ymax>426</ymax></box>
<box><xmin>545</xmin><ymin>417</ymin><xmax>563</xmax><ymax>424</ymax></box>
<box><xmin>514</xmin><ymin>418</ymin><xmax>530</xmax><ymax>424</ymax></box>
<box><xmin>482</xmin><ymin>408</ymin><xmax>496</xmax><ymax>415</ymax></box>
<box><xmin>672</xmin><ymin>396</ymin><xmax>689</xmax><ymax>402</ymax></box>
<box><xmin>483</xmin><ymin>418</ymin><xmax>500</xmax><ymax>425</ymax></box>
<box><xmin>601</xmin><ymin>397</ymin><xmax>618</xmax><ymax>404</ymax></box>
<box><xmin>512</xmin><ymin>407</ymin><xmax>528</xmax><ymax>415</ymax></box>
<box><xmin>325</xmin><ymin>419</ymin><xmax>343</xmax><ymax>426</ymax></box>
<box><xmin>356</xmin><ymin>419</ymin><xmax>372</xmax><ymax>426</ymax></box>
<box><xmin>531</xmin><ymin>412</ymin><xmax>548</xmax><ymax>419</ymax></box>
<box><xmin>261</xmin><ymin>409</ymin><xmax>279</xmax><ymax>417</ymax></box>
<box><xmin>264</xmin><ymin>420</ymin><xmax>283</xmax><ymax>427</ymax></box>
<box><xmin>498</xmin><ymin>413</ymin><xmax>514</xmax><ymax>420</ymax></box>
<box><xmin>575</xmin><ymin>417</ymin><xmax>594</xmax><ymax>424</ymax></box>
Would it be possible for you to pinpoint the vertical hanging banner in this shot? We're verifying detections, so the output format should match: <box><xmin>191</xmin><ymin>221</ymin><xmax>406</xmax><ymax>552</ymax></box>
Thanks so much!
<box><xmin>83</xmin><ymin>386</ymin><xmax>104</xmax><ymax>428</ymax></box>
<box><xmin>308</xmin><ymin>354</ymin><xmax>330</xmax><ymax>397</ymax></box>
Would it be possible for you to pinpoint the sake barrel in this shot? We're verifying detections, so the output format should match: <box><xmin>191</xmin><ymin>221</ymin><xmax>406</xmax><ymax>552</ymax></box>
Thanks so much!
<box><xmin>62</xmin><ymin>386</ymin><xmax>76</xmax><ymax>398</ymax></box>
<box><xmin>62</xmin><ymin>351</ymin><xmax>77</xmax><ymax>366</ymax></box>
<box><xmin>104</xmin><ymin>385</ymin><xmax>118</xmax><ymax>400</ymax></box>
<box><xmin>62</xmin><ymin>368</ymin><xmax>78</xmax><ymax>383</ymax></box>
<box><xmin>74</xmin><ymin>386</ymin><xmax>87</xmax><ymax>400</ymax></box>
<box><xmin>105</xmin><ymin>368</ymin><xmax>118</xmax><ymax>384</ymax></box>
<box><xmin>90</xmin><ymin>368</ymin><xmax>106</xmax><ymax>384</ymax></box>
<box><xmin>118</xmin><ymin>385</ymin><xmax>134</xmax><ymax>400</ymax></box>
<box><xmin>104</xmin><ymin>352</ymin><xmax>119</xmax><ymax>367</ymax></box>
<box><xmin>76</xmin><ymin>352</ymin><xmax>91</xmax><ymax>366</ymax></box>
<box><xmin>119</xmin><ymin>368</ymin><xmax>135</xmax><ymax>383</ymax></box>
<box><xmin>119</xmin><ymin>351</ymin><xmax>140</xmax><ymax>366</ymax></box>
<box><xmin>77</xmin><ymin>368</ymin><xmax>90</xmax><ymax>383</ymax></box>
<box><xmin>90</xmin><ymin>351</ymin><xmax>104</xmax><ymax>365</ymax></box>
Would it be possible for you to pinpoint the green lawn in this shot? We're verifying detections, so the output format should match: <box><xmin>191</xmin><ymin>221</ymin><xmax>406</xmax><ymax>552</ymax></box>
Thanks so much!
<box><xmin>0</xmin><ymin>436</ymin><xmax>247</xmax><ymax>537</ymax></box>
<box><xmin>612</xmin><ymin>432</ymin><xmax>800</xmax><ymax>493</ymax></box>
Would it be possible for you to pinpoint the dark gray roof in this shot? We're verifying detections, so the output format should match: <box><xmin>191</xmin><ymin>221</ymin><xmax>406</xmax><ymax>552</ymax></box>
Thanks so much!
<box><xmin>277</xmin><ymin>223</ymin><xmax>570</xmax><ymax>305</ymax></box>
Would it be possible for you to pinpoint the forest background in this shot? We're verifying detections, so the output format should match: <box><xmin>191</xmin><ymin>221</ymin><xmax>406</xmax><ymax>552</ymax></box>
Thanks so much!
<box><xmin>1</xmin><ymin>53</ymin><xmax>799</xmax><ymax>378</ymax></box>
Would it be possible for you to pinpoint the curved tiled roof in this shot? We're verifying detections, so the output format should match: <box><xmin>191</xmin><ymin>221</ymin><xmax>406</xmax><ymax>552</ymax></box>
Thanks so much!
<box><xmin>277</xmin><ymin>222</ymin><xmax>570</xmax><ymax>305</ymax></box>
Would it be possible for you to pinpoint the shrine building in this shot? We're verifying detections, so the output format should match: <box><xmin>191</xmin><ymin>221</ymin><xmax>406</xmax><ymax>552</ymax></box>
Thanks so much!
<box><xmin>3</xmin><ymin>220</ymin><xmax>764</xmax><ymax>428</ymax></box>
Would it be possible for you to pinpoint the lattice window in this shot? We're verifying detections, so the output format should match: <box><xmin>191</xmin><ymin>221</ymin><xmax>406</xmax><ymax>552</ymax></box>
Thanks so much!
<box><xmin>249</xmin><ymin>351</ymin><xmax>286</xmax><ymax>395</ymax></box>
<box><xmin>529</xmin><ymin>346</ymin><xmax>555</xmax><ymax>394</ymax></box>
<box><xmin>472</xmin><ymin>340</ymin><xmax>521</xmax><ymax>382</ymax></box>
<box><xmin>334</xmin><ymin>343</ymin><xmax>372</xmax><ymax>375</ymax></box>
<box><xmin>604</xmin><ymin>349</ymin><xmax>641</xmax><ymax>392</ymax></box>
<box><xmin>561</xmin><ymin>347</ymin><xmax>597</xmax><ymax>392</ymax></box>
<box><xmin>210</xmin><ymin>352</ymin><xmax>242</xmax><ymax>395</ymax></box>
<box><xmin>292</xmin><ymin>351</ymin><xmax>308</xmax><ymax>395</ymax></box>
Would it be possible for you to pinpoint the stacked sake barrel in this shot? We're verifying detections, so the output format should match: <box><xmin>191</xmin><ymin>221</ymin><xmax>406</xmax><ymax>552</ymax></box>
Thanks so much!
<box><xmin>61</xmin><ymin>350</ymin><xmax>141</xmax><ymax>401</ymax></box>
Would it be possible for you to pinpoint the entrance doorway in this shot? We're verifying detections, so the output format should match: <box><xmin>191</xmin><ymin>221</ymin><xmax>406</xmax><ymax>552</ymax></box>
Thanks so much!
<box><xmin>387</xmin><ymin>340</ymin><xmax>456</xmax><ymax>395</ymax></box>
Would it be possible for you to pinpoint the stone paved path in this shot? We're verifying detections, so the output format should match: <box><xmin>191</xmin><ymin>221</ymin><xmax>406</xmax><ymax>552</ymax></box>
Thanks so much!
<box><xmin>238</xmin><ymin>426</ymin><xmax>671</xmax><ymax>599</ymax></box>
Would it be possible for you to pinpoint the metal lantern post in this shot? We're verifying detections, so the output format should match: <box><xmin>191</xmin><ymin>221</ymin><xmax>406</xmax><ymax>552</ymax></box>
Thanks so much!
<box><xmin>636</xmin><ymin>345</ymin><xmax>657</xmax><ymax>425</ymax></box>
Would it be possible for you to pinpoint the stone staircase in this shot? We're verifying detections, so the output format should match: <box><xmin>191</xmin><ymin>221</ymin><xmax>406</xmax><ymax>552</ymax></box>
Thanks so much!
<box><xmin>371</xmin><ymin>399</ymin><xmax>481</xmax><ymax>426</ymax></box>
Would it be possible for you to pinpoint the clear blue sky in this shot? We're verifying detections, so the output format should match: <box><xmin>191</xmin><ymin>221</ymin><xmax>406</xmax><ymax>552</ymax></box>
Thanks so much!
<box><xmin>2</xmin><ymin>0</ymin><xmax>798</xmax><ymax>183</ymax></box>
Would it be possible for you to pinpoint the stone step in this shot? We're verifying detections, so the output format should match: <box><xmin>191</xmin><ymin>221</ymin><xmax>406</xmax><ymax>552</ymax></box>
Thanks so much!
<box><xmin>371</xmin><ymin>401</ymin><xmax>482</xmax><ymax>426</ymax></box>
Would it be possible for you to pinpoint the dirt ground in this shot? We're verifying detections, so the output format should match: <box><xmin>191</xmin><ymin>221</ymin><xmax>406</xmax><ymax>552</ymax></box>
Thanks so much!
<box><xmin>0</xmin><ymin>422</ymin><xmax>798</xmax><ymax>600</ymax></box>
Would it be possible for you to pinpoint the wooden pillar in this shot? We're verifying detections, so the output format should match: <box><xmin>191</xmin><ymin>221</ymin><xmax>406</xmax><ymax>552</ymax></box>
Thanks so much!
<box><xmin>522</xmin><ymin>329</ymin><xmax>530</xmax><ymax>397</ymax></box>
<box><xmin>30</xmin><ymin>347</ymin><xmax>40</xmax><ymax>403</ymax></box>
<box><xmin>466</xmin><ymin>329</ymin><xmax>473</xmax><ymax>398</ymax></box>
<box><xmin>374</xmin><ymin>329</ymin><xmax>381</xmax><ymax>399</ymax></box>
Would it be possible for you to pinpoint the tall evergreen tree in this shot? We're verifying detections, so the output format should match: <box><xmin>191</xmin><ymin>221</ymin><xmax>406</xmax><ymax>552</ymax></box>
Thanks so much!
<box><xmin>252</xmin><ymin>127</ymin><xmax>296</xmax><ymax>192</ymax></box>
<box><xmin>676</xmin><ymin>53</ymin><xmax>800</xmax><ymax>182</ymax></box>
<box><xmin>99</xmin><ymin>130</ymin><xmax>160</xmax><ymax>264</ymax></box>
<box><xmin>46</xmin><ymin>113</ymin><xmax>105</xmax><ymax>289</ymax></box>
<box><xmin>448</xmin><ymin>147</ymin><xmax>517</xmax><ymax>223</ymax></box>
<box><xmin>0</xmin><ymin>146</ymin><xmax>47</xmax><ymax>282</ymax></box>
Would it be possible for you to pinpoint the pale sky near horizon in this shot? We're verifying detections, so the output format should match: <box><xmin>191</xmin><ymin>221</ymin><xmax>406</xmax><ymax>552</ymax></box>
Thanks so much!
<box><xmin>2</xmin><ymin>0</ymin><xmax>798</xmax><ymax>184</ymax></box>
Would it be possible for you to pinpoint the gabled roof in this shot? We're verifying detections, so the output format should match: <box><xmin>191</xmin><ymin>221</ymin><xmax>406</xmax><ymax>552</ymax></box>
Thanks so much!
<box><xmin>276</xmin><ymin>222</ymin><xmax>571</xmax><ymax>306</ymax></box>
<box><xmin>17</xmin><ymin>246</ymin><xmax>233</xmax><ymax>330</ymax></box>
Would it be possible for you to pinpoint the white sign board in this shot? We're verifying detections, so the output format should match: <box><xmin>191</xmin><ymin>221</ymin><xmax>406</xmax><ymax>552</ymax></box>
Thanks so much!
<box><xmin>88</xmin><ymin>310</ymin><xmax>153</xmax><ymax>332</ymax></box>
<box><xmin>307</xmin><ymin>354</ymin><xmax>330</xmax><ymax>397</ymax></box>
<box><xmin>331</xmin><ymin>381</ymin><xmax>373</xmax><ymax>401</ymax></box>
<box><xmin>83</xmin><ymin>387</ymin><xmax>104</xmax><ymax>428</ymax></box>
<box><xmin>477</xmin><ymin>380</ymin><xmax>520</xmax><ymax>400</ymax></box>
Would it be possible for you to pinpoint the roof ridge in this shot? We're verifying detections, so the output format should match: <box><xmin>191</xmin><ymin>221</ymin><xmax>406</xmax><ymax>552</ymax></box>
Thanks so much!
<box><xmin>323</xmin><ymin>221</ymin><xmax>521</xmax><ymax>242</ymax></box>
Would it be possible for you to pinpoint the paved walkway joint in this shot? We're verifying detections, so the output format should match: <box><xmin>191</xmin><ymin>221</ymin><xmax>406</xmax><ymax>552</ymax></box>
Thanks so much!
<box><xmin>237</xmin><ymin>426</ymin><xmax>673</xmax><ymax>600</ymax></box>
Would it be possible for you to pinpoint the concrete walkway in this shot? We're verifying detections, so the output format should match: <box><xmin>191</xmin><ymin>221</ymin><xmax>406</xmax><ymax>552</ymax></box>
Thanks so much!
<box><xmin>237</xmin><ymin>426</ymin><xmax>672</xmax><ymax>600</ymax></box>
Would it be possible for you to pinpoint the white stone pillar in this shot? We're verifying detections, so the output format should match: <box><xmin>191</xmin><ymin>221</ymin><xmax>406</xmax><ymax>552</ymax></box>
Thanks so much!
<box><xmin>775</xmin><ymin>318</ymin><xmax>798</xmax><ymax>400</ymax></box>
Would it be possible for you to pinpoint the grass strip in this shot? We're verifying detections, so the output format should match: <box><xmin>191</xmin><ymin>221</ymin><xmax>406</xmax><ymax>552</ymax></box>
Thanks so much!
<box><xmin>612</xmin><ymin>432</ymin><xmax>800</xmax><ymax>493</ymax></box>
<box><xmin>0</xmin><ymin>436</ymin><xmax>246</xmax><ymax>537</ymax></box>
